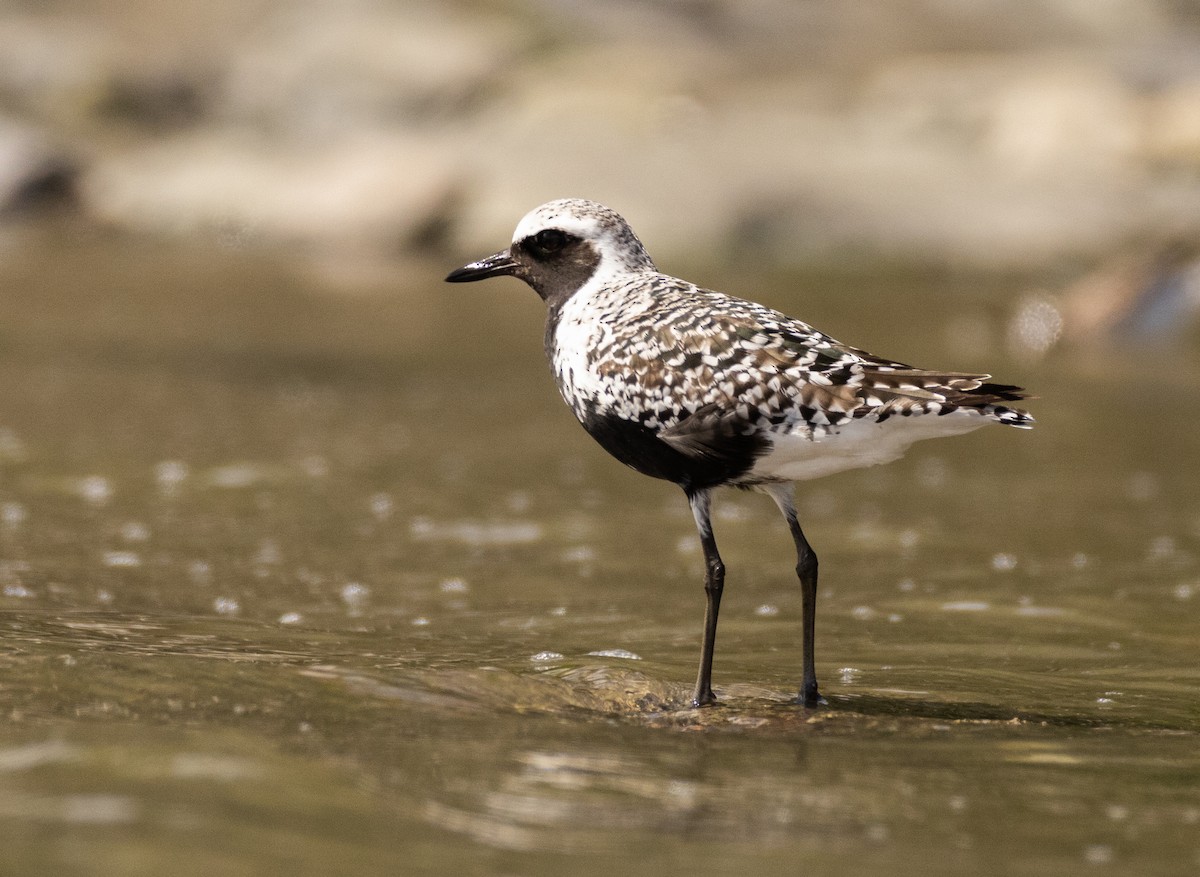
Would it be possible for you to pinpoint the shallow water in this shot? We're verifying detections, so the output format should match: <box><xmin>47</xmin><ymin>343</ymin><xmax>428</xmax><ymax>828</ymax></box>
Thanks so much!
<box><xmin>1</xmin><ymin>223</ymin><xmax>1198</xmax><ymax>875</ymax></box>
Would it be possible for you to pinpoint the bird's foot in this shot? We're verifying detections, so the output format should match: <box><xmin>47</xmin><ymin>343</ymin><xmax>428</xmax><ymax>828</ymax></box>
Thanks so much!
<box><xmin>798</xmin><ymin>684</ymin><xmax>826</xmax><ymax>708</ymax></box>
<box><xmin>691</xmin><ymin>689</ymin><xmax>718</xmax><ymax>708</ymax></box>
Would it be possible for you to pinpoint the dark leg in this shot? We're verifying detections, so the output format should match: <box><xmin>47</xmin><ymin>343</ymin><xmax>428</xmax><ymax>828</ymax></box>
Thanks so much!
<box><xmin>686</xmin><ymin>488</ymin><xmax>724</xmax><ymax>707</ymax></box>
<box><xmin>766</xmin><ymin>484</ymin><xmax>824</xmax><ymax>707</ymax></box>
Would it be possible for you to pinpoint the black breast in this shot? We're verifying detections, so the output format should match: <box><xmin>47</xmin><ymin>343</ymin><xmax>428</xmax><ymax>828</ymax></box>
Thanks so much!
<box><xmin>579</xmin><ymin>407</ymin><xmax>767</xmax><ymax>492</ymax></box>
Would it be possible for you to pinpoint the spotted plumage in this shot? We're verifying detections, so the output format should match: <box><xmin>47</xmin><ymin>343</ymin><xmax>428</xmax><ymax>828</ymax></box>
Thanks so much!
<box><xmin>447</xmin><ymin>198</ymin><xmax>1033</xmax><ymax>708</ymax></box>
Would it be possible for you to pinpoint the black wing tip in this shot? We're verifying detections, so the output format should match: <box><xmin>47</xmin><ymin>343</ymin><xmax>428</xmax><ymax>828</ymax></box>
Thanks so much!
<box><xmin>974</xmin><ymin>382</ymin><xmax>1031</xmax><ymax>402</ymax></box>
<box><xmin>961</xmin><ymin>382</ymin><xmax>1036</xmax><ymax>427</ymax></box>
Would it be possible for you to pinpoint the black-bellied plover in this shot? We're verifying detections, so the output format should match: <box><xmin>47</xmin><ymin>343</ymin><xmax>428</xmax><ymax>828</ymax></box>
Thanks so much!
<box><xmin>447</xmin><ymin>199</ymin><xmax>1033</xmax><ymax>708</ymax></box>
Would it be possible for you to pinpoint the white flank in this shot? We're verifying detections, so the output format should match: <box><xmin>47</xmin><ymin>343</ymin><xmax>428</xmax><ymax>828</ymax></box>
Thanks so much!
<box><xmin>749</xmin><ymin>410</ymin><xmax>988</xmax><ymax>482</ymax></box>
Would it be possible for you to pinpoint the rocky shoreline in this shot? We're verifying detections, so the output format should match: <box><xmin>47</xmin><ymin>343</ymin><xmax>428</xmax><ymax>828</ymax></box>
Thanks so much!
<box><xmin>2</xmin><ymin>0</ymin><xmax>1199</xmax><ymax>272</ymax></box>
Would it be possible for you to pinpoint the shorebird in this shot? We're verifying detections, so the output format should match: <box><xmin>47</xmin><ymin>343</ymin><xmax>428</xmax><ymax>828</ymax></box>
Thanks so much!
<box><xmin>447</xmin><ymin>199</ymin><xmax>1033</xmax><ymax>708</ymax></box>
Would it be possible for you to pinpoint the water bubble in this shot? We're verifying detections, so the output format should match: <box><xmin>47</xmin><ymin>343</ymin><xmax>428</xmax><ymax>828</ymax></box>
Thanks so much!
<box><xmin>119</xmin><ymin>522</ymin><xmax>150</xmax><ymax>543</ymax></box>
<box><xmin>3</xmin><ymin>583</ymin><xmax>33</xmax><ymax>599</ymax></box>
<box><xmin>1007</xmin><ymin>294</ymin><xmax>1063</xmax><ymax>359</ymax></box>
<box><xmin>548</xmin><ymin>606</ymin><xmax>567</xmax><ymax>617</ymax></box>
<box><xmin>1071</xmin><ymin>553</ymin><xmax>1090</xmax><ymax>570</ymax></box>
<box><xmin>368</xmin><ymin>493</ymin><xmax>394</xmax><ymax>520</ymax></box>
<box><xmin>1174</xmin><ymin>582</ymin><xmax>1195</xmax><ymax>600</ymax></box>
<box><xmin>1</xmin><ymin>502</ymin><xmax>27</xmax><ymax>527</ymax></box>
<box><xmin>587</xmin><ymin>649</ymin><xmax>641</xmax><ymax>660</ymax></box>
<box><xmin>754</xmin><ymin>604</ymin><xmax>780</xmax><ymax>617</ymax></box>
<box><xmin>1126</xmin><ymin>472</ymin><xmax>1159</xmax><ymax>503</ymax></box>
<box><xmin>254</xmin><ymin>540</ymin><xmax>282</xmax><ymax>566</ymax></box>
<box><xmin>188</xmin><ymin>560</ymin><xmax>213</xmax><ymax>586</ymax></box>
<box><xmin>991</xmin><ymin>553</ymin><xmax>1018</xmax><ymax>572</ymax></box>
<box><xmin>865</xmin><ymin>823</ymin><xmax>889</xmax><ymax>843</ymax></box>
<box><xmin>506</xmin><ymin>491</ymin><xmax>531</xmax><ymax>513</ymax></box>
<box><xmin>897</xmin><ymin>578</ymin><xmax>916</xmax><ymax>592</ymax></box>
<box><xmin>530</xmin><ymin>651</ymin><xmax>564</xmax><ymax>663</ymax></box>
<box><xmin>278</xmin><ymin>612</ymin><xmax>303</xmax><ymax>625</ymax></box>
<box><xmin>851</xmin><ymin>606</ymin><xmax>876</xmax><ymax>620</ymax></box>
<box><xmin>154</xmin><ymin>460</ymin><xmax>189</xmax><ymax>491</ymax></box>
<box><xmin>78</xmin><ymin>476</ymin><xmax>112</xmax><ymax>506</ymax></box>
<box><xmin>714</xmin><ymin>503</ymin><xmax>747</xmax><ymax>522</ymax></box>
<box><xmin>1105</xmin><ymin>804</ymin><xmax>1129</xmax><ymax>821</ymax></box>
<box><xmin>213</xmin><ymin>597</ymin><xmax>240</xmax><ymax>616</ymax></box>
<box><xmin>0</xmin><ymin>428</ymin><xmax>28</xmax><ymax>462</ymax></box>
<box><xmin>439</xmin><ymin>577</ymin><xmax>468</xmax><ymax>593</ymax></box>
<box><xmin>411</xmin><ymin>616</ymin><xmax>430</xmax><ymax>627</ymax></box>
<box><xmin>1083</xmin><ymin>845</ymin><xmax>1113</xmax><ymax>865</ymax></box>
<box><xmin>207</xmin><ymin>463</ymin><xmax>266</xmax><ymax>489</ymax></box>
<box><xmin>299</xmin><ymin>455</ymin><xmax>328</xmax><ymax>478</ymax></box>
<box><xmin>887</xmin><ymin>613</ymin><xmax>904</xmax><ymax>623</ymax></box>
<box><xmin>1147</xmin><ymin>536</ymin><xmax>1178</xmax><ymax>561</ymax></box>
<box><xmin>340</xmin><ymin>582</ymin><xmax>370</xmax><ymax>611</ymax></box>
<box><xmin>839</xmin><ymin>667</ymin><xmax>861</xmax><ymax>684</ymax></box>
<box><xmin>560</xmin><ymin>545</ymin><xmax>595</xmax><ymax>564</ymax></box>
<box><xmin>102</xmin><ymin>551</ymin><xmax>141</xmax><ymax>568</ymax></box>
<box><xmin>899</xmin><ymin>529</ymin><xmax>920</xmax><ymax>549</ymax></box>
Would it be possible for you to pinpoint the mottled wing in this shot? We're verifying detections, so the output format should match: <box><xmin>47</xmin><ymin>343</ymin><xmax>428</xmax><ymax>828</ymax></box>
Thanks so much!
<box><xmin>848</xmin><ymin>366</ymin><xmax>1033</xmax><ymax>426</ymax></box>
<box><xmin>641</xmin><ymin>288</ymin><xmax>1033</xmax><ymax>459</ymax></box>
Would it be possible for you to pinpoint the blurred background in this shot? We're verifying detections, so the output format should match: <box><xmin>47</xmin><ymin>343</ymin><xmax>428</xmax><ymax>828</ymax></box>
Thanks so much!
<box><xmin>3</xmin><ymin>0</ymin><xmax>1200</xmax><ymax>274</ymax></box>
<box><xmin>2</xmin><ymin>3</ymin><xmax>1200</xmax><ymax>876</ymax></box>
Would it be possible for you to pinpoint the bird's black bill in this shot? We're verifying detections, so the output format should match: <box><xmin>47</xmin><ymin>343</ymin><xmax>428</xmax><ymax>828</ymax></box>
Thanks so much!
<box><xmin>445</xmin><ymin>250</ymin><xmax>519</xmax><ymax>283</ymax></box>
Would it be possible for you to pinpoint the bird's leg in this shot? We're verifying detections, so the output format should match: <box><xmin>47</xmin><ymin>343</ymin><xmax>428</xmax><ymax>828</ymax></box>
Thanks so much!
<box><xmin>766</xmin><ymin>484</ymin><xmax>824</xmax><ymax>707</ymax></box>
<box><xmin>687</xmin><ymin>488</ymin><xmax>724</xmax><ymax>707</ymax></box>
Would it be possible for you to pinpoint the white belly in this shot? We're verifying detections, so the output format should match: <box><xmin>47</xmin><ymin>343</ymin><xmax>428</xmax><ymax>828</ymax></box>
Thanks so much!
<box><xmin>747</xmin><ymin>411</ymin><xmax>989</xmax><ymax>482</ymax></box>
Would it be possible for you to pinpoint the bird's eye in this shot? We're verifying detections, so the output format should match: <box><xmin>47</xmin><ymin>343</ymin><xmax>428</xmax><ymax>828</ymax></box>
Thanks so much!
<box><xmin>528</xmin><ymin>229</ymin><xmax>571</xmax><ymax>258</ymax></box>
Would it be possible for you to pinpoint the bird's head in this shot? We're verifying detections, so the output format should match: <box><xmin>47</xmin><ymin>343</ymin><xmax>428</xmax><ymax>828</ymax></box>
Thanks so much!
<box><xmin>446</xmin><ymin>199</ymin><xmax>655</xmax><ymax>306</ymax></box>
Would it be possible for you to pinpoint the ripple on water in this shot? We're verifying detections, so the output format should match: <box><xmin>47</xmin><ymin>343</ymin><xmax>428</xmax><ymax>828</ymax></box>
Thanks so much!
<box><xmin>941</xmin><ymin>601</ymin><xmax>990</xmax><ymax>612</ymax></box>
<box><xmin>408</xmin><ymin>517</ymin><xmax>543</xmax><ymax>545</ymax></box>
<box><xmin>586</xmin><ymin>649</ymin><xmax>641</xmax><ymax>660</ymax></box>
<box><xmin>102</xmin><ymin>551</ymin><xmax>141</xmax><ymax>568</ymax></box>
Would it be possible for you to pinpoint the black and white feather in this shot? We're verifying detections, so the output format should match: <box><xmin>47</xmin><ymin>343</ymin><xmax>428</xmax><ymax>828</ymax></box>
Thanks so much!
<box><xmin>446</xmin><ymin>197</ymin><xmax>1034</xmax><ymax>708</ymax></box>
<box><xmin>484</xmin><ymin>199</ymin><xmax>1034</xmax><ymax>492</ymax></box>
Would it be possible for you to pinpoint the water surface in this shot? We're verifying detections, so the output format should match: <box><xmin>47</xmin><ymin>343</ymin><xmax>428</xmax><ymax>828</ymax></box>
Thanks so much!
<box><xmin>1</xmin><ymin>224</ymin><xmax>1198</xmax><ymax>875</ymax></box>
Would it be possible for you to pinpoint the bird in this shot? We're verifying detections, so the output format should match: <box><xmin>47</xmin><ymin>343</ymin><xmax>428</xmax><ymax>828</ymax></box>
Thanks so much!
<box><xmin>446</xmin><ymin>199</ymin><xmax>1033</xmax><ymax>708</ymax></box>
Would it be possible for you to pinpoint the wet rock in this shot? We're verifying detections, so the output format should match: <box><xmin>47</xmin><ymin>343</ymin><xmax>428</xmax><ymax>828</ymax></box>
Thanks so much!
<box><xmin>0</xmin><ymin>15</ymin><xmax>119</xmax><ymax>121</ymax></box>
<box><xmin>219</xmin><ymin>0</ymin><xmax>529</xmax><ymax>131</ymax></box>
<box><xmin>82</xmin><ymin>129</ymin><xmax>460</xmax><ymax>249</ymax></box>
<box><xmin>98</xmin><ymin>71</ymin><xmax>209</xmax><ymax>130</ymax></box>
<box><xmin>5</xmin><ymin>0</ymin><xmax>1200</xmax><ymax>268</ymax></box>
<box><xmin>0</xmin><ymin>117</ymin><xmax>77</xmax><ymax>215</ymax></box>
<box><xmin>1143</xmin><ymin>82</ymin><xmax>1200</xmax><ymax>168</ymax></box>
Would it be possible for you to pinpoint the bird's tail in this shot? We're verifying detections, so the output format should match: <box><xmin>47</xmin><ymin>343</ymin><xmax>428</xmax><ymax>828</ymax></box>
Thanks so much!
<box><xmin>971</xmin><ymin>382</ymin><xmax>1035</xmax><ymax>429</ymax></box>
